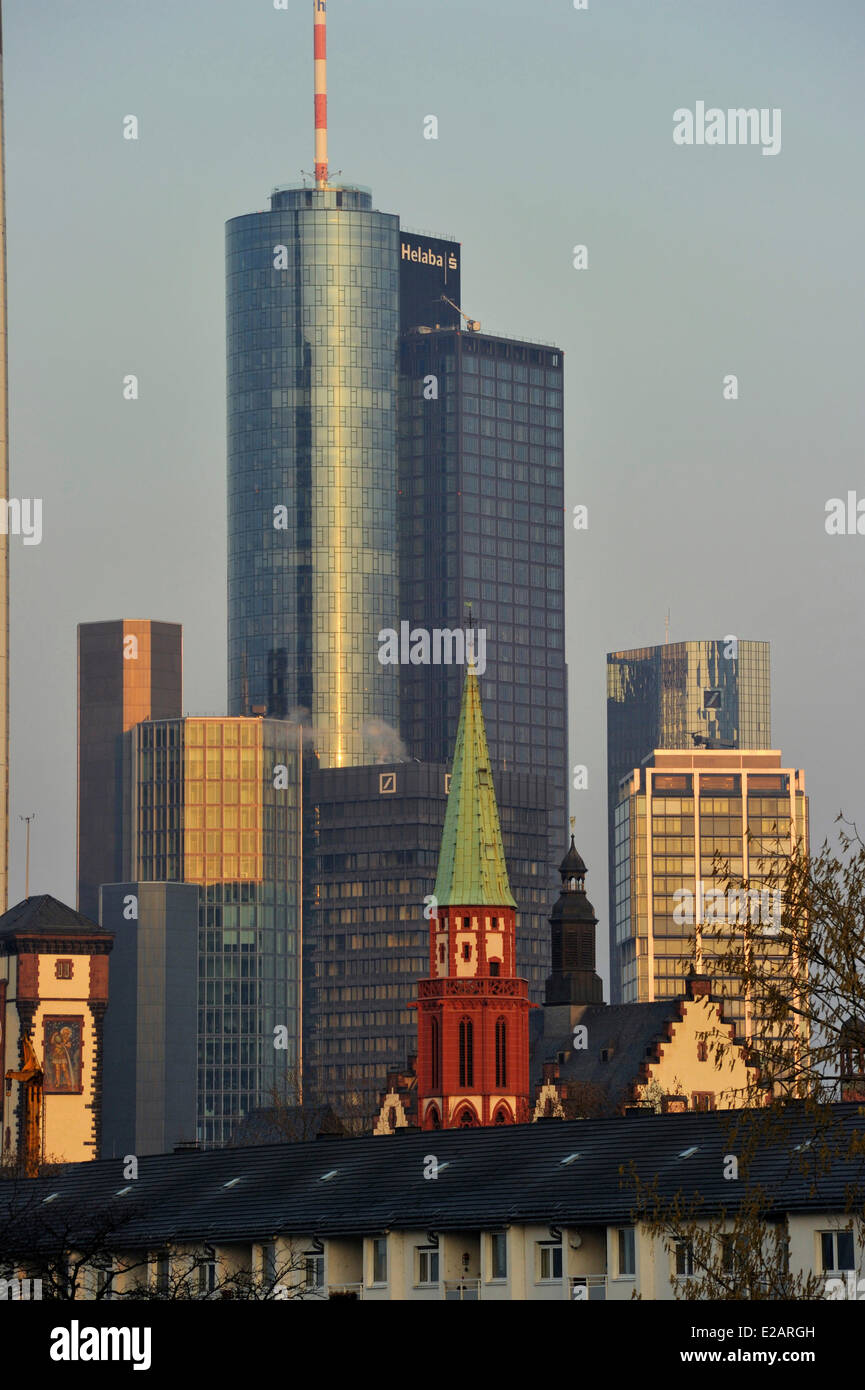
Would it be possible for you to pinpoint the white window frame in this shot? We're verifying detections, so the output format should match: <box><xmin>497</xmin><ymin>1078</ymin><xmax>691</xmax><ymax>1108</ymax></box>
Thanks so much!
<box><xmin>370</xmin><ymin>1237</ymin><xmax>388</xmax><ymax>1287</ymax></box>
<box><xmin>416</xmin><ymin>1247</ymin><xmax>439</xmax><ymax>1287</ymax></box>
<box><xmin>616</xmin><ymin>1227</ymin><xmax>636</xmax><ymax>1279</ymax></box>
<box><xmin>488</xmin><ymin>1231</ymin><xmax>508</xmax><ymax>1282</ymax></box>
<box><xmin>537</xmin><ymin>1241</ymin><xmax>563</xmax><ymax>1282</ymax></box>
<box><xmin>820</xmin><ymin>1229</ymin><xmax>855</xmax><ymax>1274</ymax></box>
<box><xmin>674</xmin><ymin>1240</ymin><xmax>694</xmax><ymax>1279</ymax></box>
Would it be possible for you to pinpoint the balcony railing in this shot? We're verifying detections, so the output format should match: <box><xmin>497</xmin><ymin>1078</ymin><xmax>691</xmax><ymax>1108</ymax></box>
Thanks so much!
<box><xmin>443</xmin><ymin>1279</ymin><xmax>481</xmax><ymax>1301</ymax></box>
<box><xmin>570</xmin><ymin>1275</ymin><xmax>607</xmax><ymax>1301</ymax></box>
<box><xmin>327</xmin><ymin>1283</ymin><xmax>363</xmax><ymax>1300</ymax></box>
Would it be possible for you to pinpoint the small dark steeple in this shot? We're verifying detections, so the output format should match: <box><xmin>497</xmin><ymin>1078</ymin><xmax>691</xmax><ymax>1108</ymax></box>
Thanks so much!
<box><xmin>544</xmin><ymin>835</ymin><xmax>604</xmax><ymax>1006</ymax></box>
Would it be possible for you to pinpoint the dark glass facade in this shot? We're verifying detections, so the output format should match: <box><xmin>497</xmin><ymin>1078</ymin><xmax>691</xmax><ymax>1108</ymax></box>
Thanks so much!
<box><xmin>226</xmin><ymin>184</ymin><xmax>400</xmax><ymax>767</ymax></box>
<box><xmin>399</xmin><ymin>231</ymin><xmax>461</xmax><ymax>333</ymax></box>
<box><xmin>397</xmin><ymin>329</ymin><xmax>568</xmax><ymax>876</ymax></box>
<box><xmin>77</xmin><ymin>620</ymin><xmax>182</xmax><ymax>922</ymax></box>
<box><xmin>306</xmin><ymin>757</ymin><xmax>552</xmax><ymax>1118</ymax></box>
<box><xmin>606</xmin><ymin>640</ymin><xmax>771</xmax><ymax>1002</ymax></box>
<box><xmin>123</xmin><ymin>716</ymin><xmax>301</xmax><ymax>1146</ymax></box>
<box><xmin>100</xmin><ymin>881</ymin><xmax>199</xmax><ymax>1158</ymax></box>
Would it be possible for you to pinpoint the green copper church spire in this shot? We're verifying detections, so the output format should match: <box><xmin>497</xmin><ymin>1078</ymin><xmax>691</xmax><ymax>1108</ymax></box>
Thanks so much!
<box><xmin>433</xmin><ymin>665</ymin><xmax>516</xmax><ymax>908</ymax></box>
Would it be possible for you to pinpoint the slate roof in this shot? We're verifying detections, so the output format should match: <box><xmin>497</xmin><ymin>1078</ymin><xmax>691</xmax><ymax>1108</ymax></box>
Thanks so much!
<box><xmin>0</xmin><ymin>894</ymin><xmax>106</xmax><ymax>940</ymax></box>
<box><xmin>3</xmin><ymin>1105</ymin><xmax>863</xmax><ymax>1252</ymax></box>
<box><xmin>532</xmin><ymin>1002</ymin><xmax>684</xmax><ymax>1110</ymax></box>
<box><xmin>230</xmin><ymin>1105</ymin><xmax>347</xmax><ymax>1145</ymax></box>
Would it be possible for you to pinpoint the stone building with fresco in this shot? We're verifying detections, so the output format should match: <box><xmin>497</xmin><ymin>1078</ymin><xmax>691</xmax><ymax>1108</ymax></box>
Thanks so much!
<box><xmin>0</xmin><ymin>896</ymin><xmax>113</xmax><ymax>1169</ymax></box>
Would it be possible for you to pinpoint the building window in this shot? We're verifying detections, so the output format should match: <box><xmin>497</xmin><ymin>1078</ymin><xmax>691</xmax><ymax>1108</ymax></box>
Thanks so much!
<box><xmin>417</xmin><ymin>1247</ymin><xmax>439</xmax><ymax>1286</ymax></box>
<box><xmin>459</xmin><ymin>1018</ymin><xmax>473</xmax><ymax>1087</ymax></box>
<box><xmin>462</xmin><ymin>942</ymin><xmax>471</xmax><ymax>961</ymax></box>
<box><xmin>304</xmin><ymin>1253</ymin><xmax>325</xmax><ymax>1290</ymax></box>
<box><xmin>495</xmin><ymin>1017</ymin><xmax>507</xmax><ymax>1088</ymax></box>
<box><xmin>674</xmin><ymin>1241</ymin><xmax>694</xmax><ymax>1278</ymax></box>
<box><xmin>489</xmin><ymin>1232</ymin><xmax>507</xmax><ymax>1281</ymax></box>
<box><xmin>692</xmin><ymin>1092</ymin><xmax>715</xmax><ymax>1111</ymax></box>
<box><xmin>538</xmin><ymin>1243</ymin><xmax>563</xmax><ymax>1281</ymax></box>
<box><xmin>821</xmin><ymin>1231</ymin><xmax>855</xmax><ymax>1272</ymax></box>
<box><xmin>371</xmin><ymin>1237</ymin><xmax>387</xmax><ymax>1286</ymax></box>
<box><xmin>154</xmin><ymin>1251</ymin><xmax>170</xmax><ymax>1295</ymax></box>
<box><xmin>260</xmin><ymin>1241</ymin><xmax>276</xmax><ymax>1283</ymax></box>
<box><xmin>489</xmin><ymin>959</ymin><xmax>500</xmax><ymax>976</ymax></box>
<box><xmin>198</xmin><ymin>1260</ymin><xmax>218</xmax><ymax>1298</ymax></box>
<box><xmin>617</xmin><ymin>1228</ymin><xmax>636</xmax><ymax>1277</ymax></box>
<box><xmin>696</xmin><ymin>1040</ymin><xmax>708</xmax><ymax>1062</ymax></box>
<box><xmin>55</xmin><ymin>960</ymin><xmax>74</xmax><ymax>980</ymax></box>
<box><xmin>430</xmin><ymin>1016</ymin><xmax>440</xmax><ymax>1090</ymax></box>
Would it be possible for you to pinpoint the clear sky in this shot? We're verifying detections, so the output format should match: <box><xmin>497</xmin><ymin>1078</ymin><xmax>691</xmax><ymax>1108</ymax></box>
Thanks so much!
<box><xmin>5</xmin><ymin>0</ymin><xmax>864</xmax><ymax>986</ymax></box>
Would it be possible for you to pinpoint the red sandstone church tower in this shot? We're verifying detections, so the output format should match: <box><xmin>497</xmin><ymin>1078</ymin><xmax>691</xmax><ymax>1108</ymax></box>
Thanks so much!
<box><xmin>416</xmin><ymin>665</ymin><xmax>530</xmax><ymax>1129</ymax></box>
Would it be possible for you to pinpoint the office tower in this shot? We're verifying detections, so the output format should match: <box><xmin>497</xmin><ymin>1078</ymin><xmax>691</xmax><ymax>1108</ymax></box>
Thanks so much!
<box><xmin>0</xmin><ymin>3</ymin><xmax>9</xmax><ymax>913</ymax></box>
<box><xmin>77</xmin><ymin>620</ymin><xmax>182</xmax><ymax>921</ymax></box>
<box><xmin>398</xmin><ymin>328</ymin><xmax>568</xmax><ymax>874</ymax></box>
<box><xmin>123</xmin><ymin>716</ymin><xmax>301</xmax><ymax>1145</ymax></box>
<box><xmin>100</xmin><ymin>881</ymin><xmax>199</xmax><ymax>1157</ymax></box>
<box><xmin>226</xmin><ymin>7</ymin><xmax>468</xmax><ymax>765</ymax></box>
<box><xmin>606</xmin><ymin>639</ymin><xmax>771</xmax><ymax>1001</ymax></box>
<box><xmin>611</xmin><ymin>748</ymin><xmax>808</xmax><ymax>1042</ymax></box>
<box><xmin>306</xmin><ymin>754</ymin><xmax>550</xmax><ymax>1119</ymax></box>
<box><xmin>415</xmin><ymin>667</ymin><xmax>530</xmax><ymax>1130</ymax></box>
<box><xmin>226</xmin><ymin>176</ymin><xmax>400</xmax><ymax>763</ymax></box>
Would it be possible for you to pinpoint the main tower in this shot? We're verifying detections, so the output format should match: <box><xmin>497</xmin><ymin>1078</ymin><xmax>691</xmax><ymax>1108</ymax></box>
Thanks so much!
<box><xmin>227</xmin><ymin>0</ymin><xmax>399</xmax><ymax>766</ymax></box>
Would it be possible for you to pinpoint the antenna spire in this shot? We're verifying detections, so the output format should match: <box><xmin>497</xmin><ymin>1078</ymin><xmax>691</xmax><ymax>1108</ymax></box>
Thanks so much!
<box><xmin>313</xmin><ymin>0</ymin><xmax>328</xmax><ymax>188</ymax></box>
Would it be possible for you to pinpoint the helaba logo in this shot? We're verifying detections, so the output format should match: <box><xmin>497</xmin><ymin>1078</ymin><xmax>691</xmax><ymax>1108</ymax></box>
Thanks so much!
<box><xmin>401</xmin><ymin>241</ymin><xmax>458</xmax><ymax>271</ymax></box>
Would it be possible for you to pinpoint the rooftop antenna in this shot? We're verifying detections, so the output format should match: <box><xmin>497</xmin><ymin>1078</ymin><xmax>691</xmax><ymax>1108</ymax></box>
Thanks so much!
<box><xmin>313</xmin><ymin>0</ymin><xmax>328</xmax><ymax>189</ymax></box>
<box><xmin>664</xmin><ymin>609</ymin><xmax>670</xmax><ymax>645</ymax></box>
<box><xmin>19</xmin><ymin>812</ymin><xmax>35</xmax><ymax>898</ymax></box>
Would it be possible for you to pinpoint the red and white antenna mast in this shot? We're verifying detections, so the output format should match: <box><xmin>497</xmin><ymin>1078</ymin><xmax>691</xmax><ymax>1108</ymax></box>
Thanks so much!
<box><xmin>313</xmin><ymin>0</ymin><xmax>329</xmax><ymax>188</ymax></box>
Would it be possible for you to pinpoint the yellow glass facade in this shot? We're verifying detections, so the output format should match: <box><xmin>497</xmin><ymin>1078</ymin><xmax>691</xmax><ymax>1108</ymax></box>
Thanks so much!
<box><xmin>614</xmin><ymin>750</ymin><xmax>809</xmax><ymax>1044</ymax></box>
<box><xmin>182</xmin><ymin>719</ymin><xmax>264</xmax><ymax>884</ymax></box>
<box><xmin>127</xmin><ymin>715</ymin><xmax>301</xmax><ymax>1145</ymax></box>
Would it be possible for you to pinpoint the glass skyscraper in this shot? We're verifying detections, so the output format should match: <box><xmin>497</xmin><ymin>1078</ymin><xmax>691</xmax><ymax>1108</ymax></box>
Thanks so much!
<box><xmin>77</xmin><ymin>619</ymin><xmax>182</xmax><ymax>922</ymax></box>
<box><xmin>398</xmin><ymin>328</ymin><xmax>568</xmax><ymax>874</ymax></box>
<box><xmin>612</xmin><ymin>748</ymin><xmax>808</xmax><ymax>1047</ymax></box>
<box><xmin>606</xmin><ymin>639</ymin><xmax>771</xmax><ymax>1002</ymax></box>
<box><xmin>226</xmin><ymin>183</ymin><xmax>399</xmax><ymax>767</ymax></box>
<box><xmin>306</xmin><ymin>756</ymin><xmax>552</xmax><ymax>1119</ymax></box>
<box><xmin>123</xmin><ymin>716</ymin><xmax>301</xmax><ymax>1146</ymax></box>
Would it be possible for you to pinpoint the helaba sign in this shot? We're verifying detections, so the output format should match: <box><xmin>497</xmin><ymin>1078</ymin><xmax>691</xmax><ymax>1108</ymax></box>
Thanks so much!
<box><xmin>401</xmin><ymin>241</ymin><xmax>458</xmax><ymax>271</ymax></box>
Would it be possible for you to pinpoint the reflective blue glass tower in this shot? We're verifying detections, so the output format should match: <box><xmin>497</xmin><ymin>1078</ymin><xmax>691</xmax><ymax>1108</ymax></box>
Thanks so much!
<box><xmin>226</xmin><ymin>183</ymin><xmax>400</xmax><ymax>767</ymax></box>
